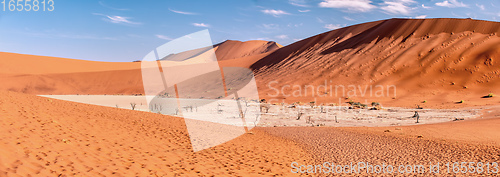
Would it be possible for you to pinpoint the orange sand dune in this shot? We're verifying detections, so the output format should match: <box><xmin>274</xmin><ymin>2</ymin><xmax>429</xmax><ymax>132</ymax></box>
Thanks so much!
<box><xmin>159</xmin><ymin>40</ymin><xmax>280</xmax><ymax>62</ymax></box>
<box><xmin>0</xmin><ymin>69</ymin><xmax>144</xmax><ymax>95</ymax></box>
<box><xmin>0</xmin><ymin>52</ymin><xmax>272</xmax><ymax>95</ymax></box>
<box><xmin>0</xmin><ymin>40</ymin><xmax>277</xmax><ymax>95</ymax></box>
<box><xmin>214</xmin><ymin>40</ymin><xmax>282</xmax><ymax>61</ymax></box>
<box><xmin>252</xmin><ymin>18</ymin><xmax>500</xmax><ymax>108</ymax></box>
<box><xmin>0</xmin><ymin>90</ymin><xmax>312</xmax><ymax>176</ymax></box>
<box><xmin>0</xmin><ymin>52</ymin><xmax>140</xmax><ymax>75</ymax></box>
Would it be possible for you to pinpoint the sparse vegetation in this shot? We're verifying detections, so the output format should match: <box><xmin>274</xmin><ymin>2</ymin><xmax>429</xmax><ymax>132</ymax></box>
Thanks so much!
<box><xmin>309</xmin><ymin>101</ymin><xmax>316</xmax><ymax>108</ymax></box>
<box><xmin>130</xmin><ymin>103</ymin><xmax>136</xmax><ymax>110</ymax></box>
<box><xmin>422</xmin><ymin>100</ymin><xmax>427</xmax><ymax>103</ymax></box>
<box><xmin>348</xmin><ymin>101</ymin><xmax>367</xmax><ymax>109</ymax></box>
<box><xmin>459</xmin><ymin>100</ymin><xmax>464</xmax><ymax>103</ymax></box>
<box><xmin>488</xmin><ymin>93</ymin><xmax>494</xmax><ymax>97</ymax></box>
<box><xmin>371</xmin><ymin>102</ymin><xmax>382</xmax><ymax>110</ymax></box>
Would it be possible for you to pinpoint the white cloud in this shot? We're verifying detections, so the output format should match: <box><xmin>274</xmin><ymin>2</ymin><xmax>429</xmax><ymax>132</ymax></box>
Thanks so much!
<box><xmin>289</xmin><ymin>0</ymin><xmax>309</xmax><ymax>7</ymax></box>
<box><xmin>421</xmin><ymin>4</ymin><xmax>431</xmax><ymax>9</ymax></box>
<box><xmin>319</xmin><ymin>0</ymin><xmax>376</xmax><ymax>12</ymax></box>
<box><xmin>261</xmin><ymin>9</ymin><xmax>291</xmax><ymax>17</ymax></box>
<box><xmin>476</xmin><ymin>4</ymin><xmax>485</xmax><ymax>10</ymax></box>
<box><xmin>93</xmin><ymin>13</ymin><xmax>141</xmax><ymax>25</ymax></box>
<box><xmin>298</xmin><ymin>9</ymin><xmax>311</xmax><ymax>12</ymax></box>
<box><xmin>343</xmin><ymin>16</ymin><xmax>355</xmax><ymax>21</ymax></box>
<box><xmin>380</xmin><ymin>0</ymin><xmax>416</xmax><ymax>15</ymax></box>
<box><xmin>435</xmin><ymin>0</ymin><xmax>467</xmax><ymax>8</ymax></box>
<box><xmin>169</xmin><ymin>8</ymin><xmax>198</xmax><ymax>15</ymax></box>
<box><xmin>415</xmin><ymin>15</ymin><xmax>427</xmax><ymax>19</ymax></box>
<box><xmin>156</xmin><ymin>35</ymin><xmax>172</xmax><ymax>40</ymax></box>
<box><xmin>192</xmin><ymin>23</ymin><xmax>210</xmax><ymax>27</ymax></box>
<box><xmin>275</xmin><ymin>35</ymin><xmax>289</xmax><ymax>39</ymax></box>
<box><xmin>324</xmin><ymin>24</ymin><xmax>342</xmax><ymax>30</ymax></box>
<box><xmin>256</xmin><ymin>37</ymin><xmax>273</xmax><ymax>41</ymax></box>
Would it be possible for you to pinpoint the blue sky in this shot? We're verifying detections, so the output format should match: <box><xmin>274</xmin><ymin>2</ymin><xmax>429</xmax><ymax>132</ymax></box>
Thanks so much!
<box><xmin>0</xmin><ymin>0</ymin><xmax>498</xmax><ymax>62</ymax></box>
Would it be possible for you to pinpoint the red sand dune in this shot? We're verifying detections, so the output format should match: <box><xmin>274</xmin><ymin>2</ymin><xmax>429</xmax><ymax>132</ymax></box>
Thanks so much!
<box><xmin>214</xmin><ymin>40</ymin><xmax>282</xmax><ymax>61</ymax></box>
<box><xmin>0</xmin><ymin>40</ymin><xmax>278</xmax><ymax>95</ymax></box>
<box><xmin>252</xmin><ymin>18</ymin><xmax>500</xmax><ymax>108</ymax></box>
<box><xmin>0</xmin><ymin>52</ymin><xmax>140</xmax><ymax>75</ymax></box>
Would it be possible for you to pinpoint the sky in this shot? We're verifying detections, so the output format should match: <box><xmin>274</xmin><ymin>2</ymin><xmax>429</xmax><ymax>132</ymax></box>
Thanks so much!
<box><xmin>0</xmin><ymin>0</ymin><xmax>498</xmax><ymax>62</ymax></box>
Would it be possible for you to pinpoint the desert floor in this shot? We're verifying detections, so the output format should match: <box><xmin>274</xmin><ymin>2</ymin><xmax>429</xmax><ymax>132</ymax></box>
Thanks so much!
<box><xmin>1</xmin><ymin>91</ymin><xmax>499</xmax><ymax>176</ymax></box>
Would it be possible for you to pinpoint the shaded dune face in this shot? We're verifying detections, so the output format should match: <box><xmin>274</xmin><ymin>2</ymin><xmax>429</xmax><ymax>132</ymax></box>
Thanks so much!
<box><xmin>251</xmin><ymin>18</ymin><xmax>500</xmax><ymax>108</ymax></box>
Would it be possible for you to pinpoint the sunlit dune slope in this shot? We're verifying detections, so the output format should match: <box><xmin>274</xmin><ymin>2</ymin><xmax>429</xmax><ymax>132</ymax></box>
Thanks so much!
<box><xmin>251</xmin><ymin>18</ymin><xmax>500</xmax><ymax>108</ymax></box>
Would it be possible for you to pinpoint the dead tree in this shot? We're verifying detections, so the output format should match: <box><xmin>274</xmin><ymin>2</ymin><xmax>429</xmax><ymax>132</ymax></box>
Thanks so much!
<box><xmin>296</xmin><ymin>112</ymin><xmax>304</xmax><ymax>120</ymax></box>
<box><xmin>413</xmin><ymin>111</ymin><xmax>420</xmax><ymax>123</ymax></box>
<box><xmin>130</xmin><ymin>103</ymin><xmax>136</xmax><ymax>110</ymax></box>
<box><xmin>260</xmin><ymin>104</ymin><xmax>270</xmax><ymax>113</ymax></box>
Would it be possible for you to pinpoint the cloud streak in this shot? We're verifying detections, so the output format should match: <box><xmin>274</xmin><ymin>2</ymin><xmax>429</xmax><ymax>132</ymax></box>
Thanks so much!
<box><xmin>261</xmin><ymin>9</ymin><xmax>291</xmax><ymax>17</ymax></box>
<box><xmin>169</xmin><ymin>8</ymin><xmax>198</xmax><ymax>15</ymax></box>
<box><xmin>380</xmin><ymin>0</ymin><xmax>416</xmax><ymax>15</ymax></box>
<box><xmin>275</xmin><ymin>35</ymin><xmax>288</xmax><ymax>39</ymax></box>
<box><xmin>289</xmin><ymin>0</ymin><xmax>309</xmax><ymax>7</ymax></box>
<box><xmin>156</xmin><ymin>35</ymin><xmax>173</xmax><ymax>40</ymax></box>
<box><xmin>319</xmin><ymin>0</ymin><xmax>376</xmax><ymax>12</ymax></box>
<box><xmin>324</xmin><ymin>24</ymin><xmax>342</xmax><ymax>30</ymax></box>
<box><xmin>93</xmin><ymin>13</ymin><xmax>141</xmax><ymax>25</ymax></box>
<box><xmin>192</xmin><ymin>23</ymin><xmax>210</xmax><ymax>27</ymax></box>
<box><xmin>435</xmin><ymin>0</ymin><xmax>467</xmax><ymax>8</ymax></box>
<box><xmin>415</xmin><ymin>15</ymin><xmax>427</xmax><ymax>19</ymax></box>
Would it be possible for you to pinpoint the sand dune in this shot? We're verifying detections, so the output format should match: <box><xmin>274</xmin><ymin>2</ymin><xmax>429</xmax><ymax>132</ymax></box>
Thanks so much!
<box><xmin>3</xmin><ymin>19</ymin><xmax>499</xmax><ymax>110</ymax></box>
<box><xmin>0</xmin><ymin>52</ymin><xmax>140</xmax><ymax>75</ymax></box>
<box><xmin>252</xmin><ymin>18</ymin><xmax>500</xmax><ymax>108</ymax></box>
<box><xmin>0</xmin><ymin>69</ymin><xmax>144</xmax><ymax>95</ymax></box>
<box><xmin>0</xmin><ymin>40</ymin><xmax>277</xmax><ymax>95</ymax></box>
<box><xmin>214</xmin><ymin>40</ymin><xmax>281</xmax><ymax>61</ymax></box>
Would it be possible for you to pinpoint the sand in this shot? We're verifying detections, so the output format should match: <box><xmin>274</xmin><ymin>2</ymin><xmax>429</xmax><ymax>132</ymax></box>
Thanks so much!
<box><xmin>252</xmin><ymin>18</ymin><xmax>500</xmax><ymax>109</ymax></box>
<box><xmin>0</xmin><ymin>40</ymin><xmax>278</xmax><ymax>95</ymax></box>
<box><xmin>2</xmin><ymin>91</ymin><xmax>499</xmax><ymax>176</ymax></box>
<box><xmin>0</xmin><ymin>91</ymin><xmax>312</xmax><ymax>176</ymax></box>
